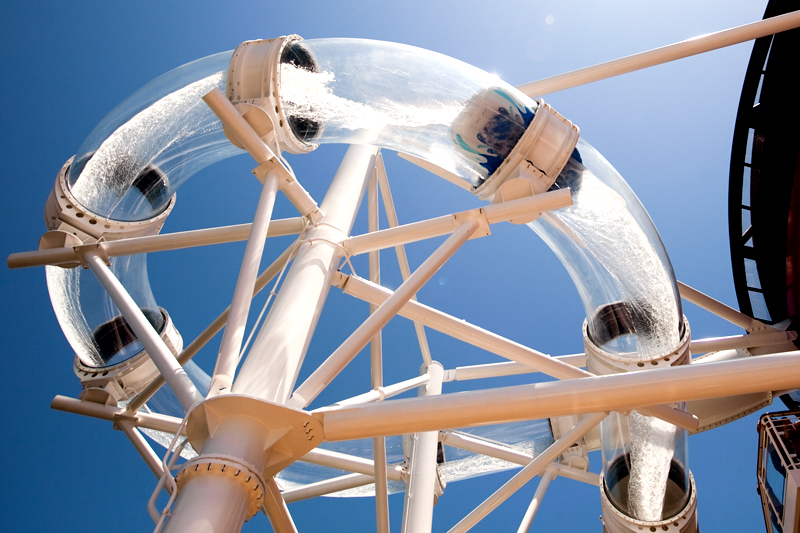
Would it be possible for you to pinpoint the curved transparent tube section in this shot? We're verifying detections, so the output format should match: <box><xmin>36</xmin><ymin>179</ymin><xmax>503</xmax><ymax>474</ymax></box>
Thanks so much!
<box><xmin>67</xmin><ymin>51</ymin><xmax>242</xmax><ymax>222</ymax></box>
<box><xmin>46</xmin><ymin>254</ymin><xmax>163</xmax><ymax>368</ymax></box>
<box><xmin>528</xmin><ymin>140</ymin><xmax>687</xmax><ymax>521</ymax></box>
<box><xmin>278</xmin><ymin>38</ymin><xmax>536</xmax><ymax>187</ymax></box>
<box><xmin>530</xmin><ymin>139</ymin><xmax>683</xmax><ymax>359</ymax></box>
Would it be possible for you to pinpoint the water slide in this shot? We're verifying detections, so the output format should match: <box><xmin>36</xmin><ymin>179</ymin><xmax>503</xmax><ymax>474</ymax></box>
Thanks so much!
<box><xmin>43</xmin><ymin>37</ymin><xmax>693</xmax><ymax>529</ymax></box>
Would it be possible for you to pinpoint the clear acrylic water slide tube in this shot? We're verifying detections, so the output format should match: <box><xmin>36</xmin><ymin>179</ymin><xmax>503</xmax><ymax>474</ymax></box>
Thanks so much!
<box><xmin>49</xmin><ymin>53</ymin><xmax>241</xmax><ymax>372</ymax></box>
<box><xmin>527</xmin><ymin>138</ymin><xmax>688</xmax><ymax>523</ymax></box>
<box><xmin>67</xmin><ymin>51</ymin><xmax>241</xmax><ymax>222</ymax></box>
<box><xmin>278</xmin><ymin>38</ymin><xmax>537</xmax><ymax>188</ymax></box>
<box><xmin>530</xmin><ymin>138</ymin><xmax>683</xmax><ymax>359</ymax></box>
<box><xmin>46</xmin><ymin>254</ymin><xmax>164</xmax><ymax>368</ymax></box>
<box><xmin>601</xmin><ymin>408</ymin><xmax>690</xmax><ymax>522</ymax></box>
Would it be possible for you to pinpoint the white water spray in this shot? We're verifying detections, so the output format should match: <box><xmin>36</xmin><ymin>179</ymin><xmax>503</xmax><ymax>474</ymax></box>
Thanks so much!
<box><xmin>70</xmin><ymin>72</ymin><xmax>228</xmax><ymax>219</ymax></box>
<box><xmin>279</xmin><ymin>63</ymin><xmax>488</xmax><ymax>184</ymax></box>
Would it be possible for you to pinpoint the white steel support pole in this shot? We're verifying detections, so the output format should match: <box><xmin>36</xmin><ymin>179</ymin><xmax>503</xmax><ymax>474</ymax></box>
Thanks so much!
<box><xmin>448</xmin><ymin>412</ymin><xmax>606</xmax><ymax>533</ymax></box>
<box><xmin>321</xmin><ymin>352</ymin><xmax>800</xmax><ymax>442</ymax></box>
<box><xmin>301</xmin><ymin>448</ymin><xmax>406</xmax><ymax>481</ymax></box>
<box><xmin>516</xmin><ymin>10</ymin><xmax>800</xmax><ymax>97</ymax></box>
<box><xmin>368</xmin><ymin>170</ymin><xmax>391</xmax><ymax>533</ymax></box>
<box><xmin>234</xmin><ymin>144</ymin><xmax>379</xmax><ymax>402</ymax></box>
<box><xmin>164</xmin><ymin>146</ymin><xmax>377</xmax><ymax>533</ymax></box>
<box><xmin>203</xmin><ymin>88</ymin><xmax>321</xmax><ymax>222</ymax></box>
<box><xmin>82</xmin><ymin>251</ymin><xmax>202</xmax><ymax>411</ymax></box>
<box><xmin>209</xmin><ymin>169</ymin><xmax>280</xmax><ymax>395</ymax></box>
<box><xmin>52</xmin><ymin>395</ymin><xmax>184</xmax><ymax>434</ymax></box>
<box><xmin>164</xmin><ymin>146</ymin><xmax>376</xmax><ymax>533</ymax></box>
<box><xmin>7</xmin><ymin>218</ymin><xmax>304</xmax><ymax>269</ymax></box>
<box><xmin>128</xmin><ymin>243</ymin><xmax>297</xmax><ymax>413</ymax></box>
<box><xmin>516</xmin><ymin>466</ymin><xmax>556</xmax><ymax>533</ymax></box>
<box><xmin>368</xmin><ymin>170</ymin><xmax>383</xmax><ymax>387</ymax></box>
<box><xmin>375</xmin><ymin>153</ymin><xmax>433</xmax><ymax>366</ymax></box>
<box><xmin>117</xmin><ymin>419</ymin><xmax>166</xmax><ymax>482</ymax></box>
<box><xmin>283</xmin><ymin>473</ymin><xmax>377</xmax><ymax>503</ymax></box>
<box><xmin>263</xmin><ymin>479</ymin><xmax>299</xmax><ymax>533</ymax></box>
<box><xmin>332</xmin><ymin>374</ymin><xmax>431</xmax><ymax>406</ymax></box>
<box><xmin>677</xmin><ymin>281</ymin><xmax>766</xmax><ymax>331</ymax></box>
<box><xmin>440</xmin><ymin>431</ymin><xmax>599</xmax><ymax>486</ymax></box>
<box><xmin>401</xmin><ymin>362</ymin><xmax>444</xmax><ymax>533</ymax></box>
<box><xmin>291</xmin><ymin>219</ymin><xmax>480</xmax><ymax>408</ymax></box>
<box><xmin>336</xmin><ymin>274</ymin><xmax>697</xmax><ymax>431</ymax></box>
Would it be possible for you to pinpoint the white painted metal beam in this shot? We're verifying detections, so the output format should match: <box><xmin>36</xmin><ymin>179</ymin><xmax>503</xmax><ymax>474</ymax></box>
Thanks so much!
<box><xmin>263</xmin><ymin>479</ymin><xmax>299</xmax><ymax>533</ymax></box>
<box><xmin>301</xmin><ymin>448</ymin><xmax>405</xmax><ymax>481</ymax></box>
<box><xmin>6</xmin><ymin>217</ymin><xmax>303</xmax><ymax>269</ymax></box>
<box><xmin>282</xmin><ymin>473</ymin><xmax>376</xmax><ymax>503</ymax></box>
<box><xmin>127</xmin><ymin>243</ymin><xmax>297</xmax><ymax>412</ymax></box>
<box><xmin>516</xmin><ymin>10</ymin><xmax>800</xmax><ymax>97</ymax></box>
<box><xmin>401</xmin><ymin>362</ymin><xmax>444</xmax><ymax>533</ymax></box>
<box><xmin>51</xmin><ymin>395</ymin><xmax>184</xmax><ymax>434</ymax></box>
<box><xmin>329</xmin><ymin>374</ymin><xmax>431</xmax><ymax>407</ymax></box>
<box><xmin>678</xmin><ymin>281</ymin><xmax>767</xmax><ymax>332</ymax></box>
<box><xmin>290</xmin><ymin>219</ymin><xmax>481</xmax><ymax>408</ymax></box>
<box><xmin>210</xmin><ymin>170</ymin><xmax>281</xmax><ymax>396</ymax></box>
<box><xmin>516</xmin><ymin>466</ymin><xmax>556</xmax><ymax>533</ymax></box>
<box><xmin>345</xmin><ymin>188</ymin><xmax>572</xmax><ymax>257</ymax></box>
<box><xmin>83</xmin><ymin>251</ymin><xmax>202</xmax><ymax>411</ymax></box>
<box><xmin>202</xmin><ymin>87</ymin><xmax>321</xmax><ymax>222</ymax></box>
<box><xmin>439</xmin><ymin>430</ymin><xmax>599</xmax><ymax>486</ymax></box>
<box><xmin>319</xmin><ymin>351</ymin><xmax>800</xmax><ymax>442</ymax></box>
<box><xmin>336</xmin><ymin>273</ymin><xmax>697</xmax><ymax>431</ymax></box>
<box><xmin>234</xmin><ymin>145</ymin><xmax>378</xmax><ymax>403</ymax></box>
<box><xmin>446</xmin><ymin>412</ymin><xmax>606</xmax><ymax>533</ymax></box>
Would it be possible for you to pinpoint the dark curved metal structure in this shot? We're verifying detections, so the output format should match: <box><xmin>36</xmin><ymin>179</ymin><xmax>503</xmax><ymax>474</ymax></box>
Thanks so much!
<box><xmin>729</xmin><ymin>0</ymin><xmax>800</xmax><ymax>335</ymax></box>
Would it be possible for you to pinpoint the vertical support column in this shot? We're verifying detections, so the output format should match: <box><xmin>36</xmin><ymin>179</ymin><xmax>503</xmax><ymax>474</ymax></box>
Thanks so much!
<box><xmin>401</xmin><ymin>362</ymin><xmax>444</xmax><ymax>533</ymax></box>
<box><xmin>209</xmin><ymin>170</ymin><xmax>281</xmax><ymax>396</ymax></box>
<box><xmin>369</xmin><ymin>169</ymin><xmax>391</xmax><ymax>533</ymax></box>
<box><xmin>234</xmin><ymin>144</ymin><xmax>379</xmax><ymax>403</ymax></box>
<box><xmin>163</xmin><ymin>146</ymin><xmax>377</xmax><ymax>533</ymax></box>
<box><xmin>163</xmin><ymin>414</ymin><xmax>269</xmax><ymax>533</ymax></box>
<box><xmin>368</xmin><ymin>169</ymin><xmax>383</xmax><ymax>392</ymax></box>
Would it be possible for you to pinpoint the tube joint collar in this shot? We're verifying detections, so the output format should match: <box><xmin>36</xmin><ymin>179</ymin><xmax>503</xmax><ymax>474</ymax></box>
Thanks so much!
<box><xmin>585</xmin><ymin>318</ymin><xmax>691</xmax><ymax>376</ymax></box>
<box><xmin>475</xmin><ymin>99</ymin><xmax>579</xmax><ymax>200</ymax></box>
<box><xmin>45</xmin><ymin>157</ymin><xmax>175</xmax><ymax>243</ymax></box>
<box><xmin>600</xmin><ymin>470</ymin><xmax>698</xmax><ymax>533</ymax></box>
<box><xmin>226</xmin><ymin>36</ymin><xmax>317</xmax><ymax>155</ymax></box>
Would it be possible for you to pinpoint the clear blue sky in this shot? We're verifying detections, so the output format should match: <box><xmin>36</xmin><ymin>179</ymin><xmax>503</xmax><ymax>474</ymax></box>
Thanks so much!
<box><xmin>0</xmin><ymin>1</ymin><xmax>774</xmax><ymax>531</ymax></box>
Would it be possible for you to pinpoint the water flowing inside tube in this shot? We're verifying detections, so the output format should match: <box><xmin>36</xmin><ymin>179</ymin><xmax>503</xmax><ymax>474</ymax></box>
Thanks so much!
<box><xmin>550</xmin><ymin>164</ymin><xmax>680</xmax><ymax>359</ymax></box>
<box><xmin>280</xmin><ymin>63</ymin><xmax>483</xmax><ymax>183</ymax></box>
<box><xmin>627</xmin><ymin>412</ymin><xmax>678</xmax><ymax>521</ymax></box>
<box><xmin>70</xmin><ymin>72</ymin><xmax>229</xmax><ymax>220</ymax></box>
<box><xmin>280</xmin><ymin>64</ymin><xmax>465</xmax><ymax>133</ymax></box>
<box><xmin>542</xmin><ymin>156</ymin><xmax>681</xmax><ymax>520</ymax></box>
<box><xmin>46</xmin><ymin>266</ymin><xmax>97</xmax><ymax>363</ymax></box>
